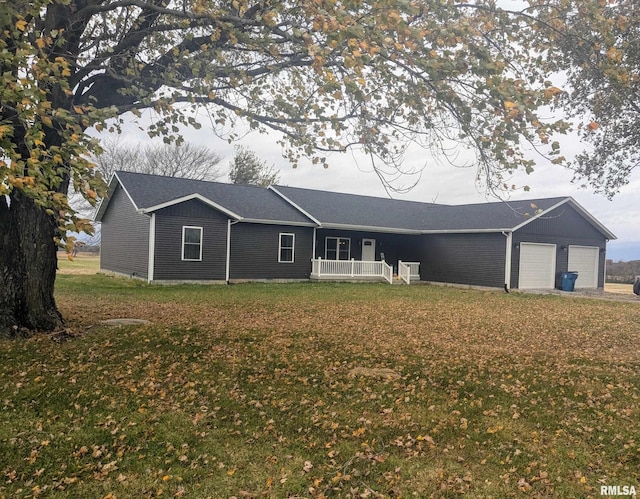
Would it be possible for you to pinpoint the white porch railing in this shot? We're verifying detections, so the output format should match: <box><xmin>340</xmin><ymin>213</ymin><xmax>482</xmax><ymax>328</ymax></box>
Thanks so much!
<box><xmin>311</xmin><ymin>258</ymin><xmax>394</xmax><ymax>284</ymax></box>
<box><xmin>398</xmin><ymin>261</ymin><xmax>420</xmax><ymax>284</ymax></box>
<box><xmin>382</xmin><ymin>261</ymin><xmax>393</xmax><ymax>284</ymax></box>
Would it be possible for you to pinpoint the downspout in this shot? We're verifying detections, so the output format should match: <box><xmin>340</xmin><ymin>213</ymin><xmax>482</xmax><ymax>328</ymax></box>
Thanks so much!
<box><xmin>226</xmin><ymin>219</ymin><xmax>240</xmax><ymax>283</ymax></box>
<box><xmin>311</xmin><ymin>227</ymin><xmax>318</xmax><ymax>278</ymax></box>
<box><xmin>602</xmin><ymin>239</ymin><xmax>609</xmax><ymax>288</ymax></box>
<box><xmin>502</xmin><ymin>231</ymin><xmax>512</xmax><ymax>292</ymax></box>
<box><xmin>147</xmin><ymin>213</ymin><xmax>156</xmax><ymax>283</ymax></box>
<box><xmin>312</xmin><ymin>226</ymin><xmax>317</xmax><ymax>258</ymax></box>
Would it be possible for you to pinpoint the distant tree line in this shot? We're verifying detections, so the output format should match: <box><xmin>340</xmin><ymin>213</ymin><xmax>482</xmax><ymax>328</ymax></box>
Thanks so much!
<box><xmin>606</xmin><ymin>260</ymin><xmax>640</xmax><ymax>283</ymax></box>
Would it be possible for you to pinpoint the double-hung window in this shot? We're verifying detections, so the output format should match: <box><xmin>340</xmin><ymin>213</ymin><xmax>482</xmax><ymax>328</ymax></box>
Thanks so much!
<box><xmin>325</xmin><ymin>237</ymin><xmax>351</xmax><ymax>260</ymax></box>
<box><xmin>279</xmin><ymin>233</ymin><xmax>295</xmax><ymax>263</ymax></box>
<box><xmin>182</xmin><ymin>226</ymin><xmax>203</xmax><ymax>261</ymax></box>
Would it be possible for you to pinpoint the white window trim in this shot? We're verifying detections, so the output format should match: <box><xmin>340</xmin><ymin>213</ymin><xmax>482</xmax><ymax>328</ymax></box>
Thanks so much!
<box><xmin>182</xmin><ymin>226</ymin><xmax>203</xmax><ymax>261</ymax></box>
<box><xmin>278</xmin><ymin>232</ymin><xmax>295</xmax><ymax>263</ymax></box>
<box><xmin>325</xmin><ymin>236</ymin><xmax>351</xmax><ymax>260</ymax></box>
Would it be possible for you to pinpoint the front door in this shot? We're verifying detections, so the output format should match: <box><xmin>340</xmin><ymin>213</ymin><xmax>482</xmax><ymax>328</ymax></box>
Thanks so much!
<box><xmin>362</xmin><ymin>238</ymin><xmax>376</xmax><ymax>261</ymax></box>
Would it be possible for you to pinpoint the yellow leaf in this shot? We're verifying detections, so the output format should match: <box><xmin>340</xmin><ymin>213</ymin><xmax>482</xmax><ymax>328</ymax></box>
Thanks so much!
<box><xmin>504</xmin><ymin>101</ymin><xmax>517</xmax><ymax>110</ymax></box>
<box><xmin>607</xmin><ymin>47</ymin><xmax>621</xmax><ymax>62</ymax></box>
<box><xmin>16</xmin><ymin>19</ymin><xmax>27</xmax><ymax>31</ymax></box>
<box><xmin>543</xmin><ymin>86</ymin><xmax>563</xmax><ymax>99</ymax></box>
<box><xmin>416</xmin><ymin>434</ymin><xmax>435</xmax><ymax>445</ymax></box>
<box><xmin>352</xmin><ymin>427</ymin><xmax>366</xmax><ymax>437</ymax></box>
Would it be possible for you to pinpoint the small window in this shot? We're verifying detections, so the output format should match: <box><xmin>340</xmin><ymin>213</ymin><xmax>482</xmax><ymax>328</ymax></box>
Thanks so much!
<box><xmin>182</xmin><ymin>226</ymin><xmax>202</xmax><ymax>261</ymax></box>
<box><xmin>279</xmin><ymin>233</ymin><xmax>295</xmax><ymax>263</ymax></box>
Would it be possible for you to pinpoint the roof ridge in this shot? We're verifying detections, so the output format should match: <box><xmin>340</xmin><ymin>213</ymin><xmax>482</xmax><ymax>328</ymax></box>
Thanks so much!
<box><xmin>115</xmin><ymin>170</ymin><xmax>269</xmax><ymax>191</ymax></box>
<box><xmin>276</xmin><ymin>184</ymin><xmax>443</xmax><ymax>207</ymax></box>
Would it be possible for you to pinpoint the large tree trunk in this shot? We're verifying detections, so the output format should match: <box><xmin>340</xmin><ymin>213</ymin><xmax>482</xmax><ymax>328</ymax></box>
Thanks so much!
<box><xmin>0</xmin><ymin>191</ymin><xmax>63</xmax><ymax>337</ymax></box>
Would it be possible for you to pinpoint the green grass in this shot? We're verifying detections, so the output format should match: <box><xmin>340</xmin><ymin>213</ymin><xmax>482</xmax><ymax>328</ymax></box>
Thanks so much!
<box><xmin>56</xmin><ymin>253</ymin><xmax>100</xmax><ymax>275</ymax></box>
<box><xmin>1</xmin><ymin>277</ymin><xmax>639</xmax><ymax>497</ymax></box>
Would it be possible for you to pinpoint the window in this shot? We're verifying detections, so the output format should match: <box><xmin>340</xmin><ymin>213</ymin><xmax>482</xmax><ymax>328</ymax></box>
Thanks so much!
<box><xmin>279</xmin><ymin>233</ymin><xmax>295</xmax><ymax>263</ymax></box>
<box><xmin>325</xmin><ymin>237</ymin><xmax>351</xmax><ymax>260</ymax></box>
<box><xmin>182</xmin><ymin>226</ymin><xmax>202</xmax><ymax>261</ymax></box>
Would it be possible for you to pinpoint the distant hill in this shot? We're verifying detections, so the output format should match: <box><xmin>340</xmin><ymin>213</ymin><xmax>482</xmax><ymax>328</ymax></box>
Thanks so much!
<box><xmin>607</xmin><ymin>260</ymin><xmax>640</xmax><ymax>283</ymax></box>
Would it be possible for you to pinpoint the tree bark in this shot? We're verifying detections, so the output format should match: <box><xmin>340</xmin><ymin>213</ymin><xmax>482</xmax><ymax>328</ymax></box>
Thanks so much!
<box><xmin>0</xmin><ymin>191</ymin><xmax>63</xmax><ymax>337</ymax></box>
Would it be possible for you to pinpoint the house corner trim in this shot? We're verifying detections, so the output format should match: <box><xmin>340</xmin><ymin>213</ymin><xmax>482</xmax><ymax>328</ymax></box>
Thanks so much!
<box><xmin>148</xmin><ymin>213</ymin><xmax>156</xmax><ymax>283</ymax></box>
<box><xmin>225</xmin><ymin>219</ymin><xmax>232</xmax><ymax>283</ymax></box>
<box><xmin>503</xmin><ymin>231</ymin><xmax>512</xmax><ymax>290</ymax></box>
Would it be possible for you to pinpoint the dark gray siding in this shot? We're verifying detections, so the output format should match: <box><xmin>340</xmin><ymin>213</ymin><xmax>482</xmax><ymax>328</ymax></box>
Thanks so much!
<box><xmin>100</xmin><ymin>185</ymin><xmax>150</xmax><ymax>278</ymax></box>
<box><xmin>419</xmin><ymin>233</ymin><xmax>506</xmax><ymax>288</ymax></box>
<box><xmin>229</xmin><ymin>223</ymin><xmax>313</xmax><ymax>280</ymax></box>
<box><xmin>511</xmin><ymin>205</ymin><xmax>608</xmax><ymax>289</ymax></box>
<box><xmin>314</xmin><ymin>229</ymin><xmax>421</xmax><ymax>265</ymax></box>
<box><xmin>153</xmin><ymin>200</ymin><xmax>228</xmax><ymax>281</ymax></box>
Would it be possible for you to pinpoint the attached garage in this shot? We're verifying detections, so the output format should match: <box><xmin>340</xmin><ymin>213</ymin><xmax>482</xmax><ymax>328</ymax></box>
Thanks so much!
<box><xmin>567</xmin><ymin>245</ymin><xmax>599</xmax><ymax>289</ymax></box>
<box><xmin>518</xmin><ymin>243</ymin><xmax>557</xmax><ymax>289</ymax></box>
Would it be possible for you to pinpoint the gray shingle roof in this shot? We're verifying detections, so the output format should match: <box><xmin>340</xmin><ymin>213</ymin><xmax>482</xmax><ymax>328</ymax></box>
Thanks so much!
<box><xmin>99</xmin><ymin>171</ymin><xmax>313</xmax><ymax>224</ymax></box>
<box><xmin>96</xmin><ymin>171</ymin><xmax>615</xmax><ymax>239</ymax></box>
<box><xmin>272</xmin><ymin>185</ymin><xmax>572</xmax><ymax>232</ymax></box>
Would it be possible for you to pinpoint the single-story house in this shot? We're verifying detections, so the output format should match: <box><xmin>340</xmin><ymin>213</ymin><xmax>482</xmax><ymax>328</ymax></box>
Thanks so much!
<box><xmin>95</xmin><ymin>171</ymin><xmax>616</xmax><ymax>290</ymax></box>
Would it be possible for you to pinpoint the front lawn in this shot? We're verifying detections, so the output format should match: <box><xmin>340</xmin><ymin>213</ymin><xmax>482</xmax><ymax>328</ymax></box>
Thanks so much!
<box><xmin>1</xmin><ymin>277</ymin><xmax>638</xmax><ymax>497</ymax></box>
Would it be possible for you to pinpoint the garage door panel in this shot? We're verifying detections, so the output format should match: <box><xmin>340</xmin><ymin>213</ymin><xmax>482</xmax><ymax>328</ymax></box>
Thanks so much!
<box><xmin>568</xmin><ymin>246</ymin><xmax>599</xmax><ymax>289</ymax></box>
<box><xmin>519</xmin><ymin>243</ymin><xmax>556</xmax><ymax>289</ymax></box>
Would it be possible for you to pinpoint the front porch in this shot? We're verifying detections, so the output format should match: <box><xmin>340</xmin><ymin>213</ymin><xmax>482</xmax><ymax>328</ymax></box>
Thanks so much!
<box><xmin>311</xmin><ymin>258</ymin><xmax>420</xmax><ymax>284</ymax></box>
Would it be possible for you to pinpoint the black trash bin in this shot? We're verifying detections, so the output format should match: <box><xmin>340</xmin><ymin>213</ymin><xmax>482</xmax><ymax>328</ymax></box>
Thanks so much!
<box><xmin>561</xmin><ymin>271</ymin><xmax>579</xmax><ymax>291</ymax></box>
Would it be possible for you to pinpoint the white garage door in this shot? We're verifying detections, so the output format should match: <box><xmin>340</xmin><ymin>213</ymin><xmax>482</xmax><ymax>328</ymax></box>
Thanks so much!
<box><xmin>519</xmin><ymin>243</ymin><xmax>556</xmax><ymax>289</ymax></box>
<box><xmin>568</xmin><ymin>245</ymin><xmax>599</xmax><ymax>289</ymax></box>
